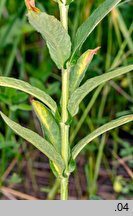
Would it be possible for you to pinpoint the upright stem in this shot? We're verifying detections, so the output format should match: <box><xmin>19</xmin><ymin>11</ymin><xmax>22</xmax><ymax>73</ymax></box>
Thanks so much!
<box><xmin>59</xmin><ymin>0</ymin><xmax>70</xmax><ymax>200</ymax></box>
<box><xmin>59</xmin><ymin>1</ymin><xmax>69</xmax><ymax>31</ymax></box>
<box><xmin>60</xmin><ymin>177</ymin><xmax>69</xmax><ymax>200</ymax></box>
<box><xmin>61</xmin><ymin>69</ymin><xmax>69</xmax><ymax>165</ymax></box>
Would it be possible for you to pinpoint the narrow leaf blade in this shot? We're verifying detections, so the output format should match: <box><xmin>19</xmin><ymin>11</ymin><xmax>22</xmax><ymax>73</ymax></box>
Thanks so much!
<box><xmin>0</xmin><ymin>112</ymin><xmax>64</xmax><ymax>174</ymax></box>
<box><xmin>72</xmin><ymin>115</ymin><xmax>133</xmax><ymax>159</ymax></box>
<box><xmin>0</xmin><ymin>77</ymin><xmax>57</xmax><ymax>114</ymax></box>
<box><xmin>71</xmin><ymin>0</ymin><xmax>121</xmax><ymax>62</ymax></box>
<box><xmin>69</xmin><ymin>47</ymin><xmax>100</xmax><ymax>94</ymax></box>
<box><xmin>68</xmin><ymin>65</ymin><xmax>133</xmax><ymax>116</ymax></box>
<box><xmin>27</xmin><ymin>11</ymin><xmax>71</xmax><ymax>69</ymax></box>
<box><xmin>32</xmin><ymin>100</ymin><xmax>61</xmax><ymax>153</ymax></box>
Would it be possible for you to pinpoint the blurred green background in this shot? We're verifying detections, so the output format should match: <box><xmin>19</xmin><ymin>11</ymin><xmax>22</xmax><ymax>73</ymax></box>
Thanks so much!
<box><xmin>0</xmin><ymin>0</ymin><xmax>133</xmax><ymax>200</ymax></box>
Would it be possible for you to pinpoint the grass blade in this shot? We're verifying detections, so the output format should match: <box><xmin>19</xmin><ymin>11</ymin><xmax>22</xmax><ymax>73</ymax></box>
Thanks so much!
<box><xmin>0</xmin><ymin>0</ymin><xmax>6</xmax><ymax>19</ymax></box>
<box><xmin>114</xmin><ymin>8</ymin><xmax>133</xmax><ymax>53</ymax></box>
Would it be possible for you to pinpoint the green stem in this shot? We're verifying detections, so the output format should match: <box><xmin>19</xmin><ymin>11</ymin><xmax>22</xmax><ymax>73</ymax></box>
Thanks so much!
<box><xmin>59</xmin><ymin>1</ymin><xmax>69</xmax><ymax>31</ymax></box>
<box><xmin>59</xmin><ymin>0</ymin><xmax>70</xmax><ymax>200</ymax></box>
<box><xmin>61</xmin><ymin>177</ymin><xmax>69</xmax><ymax>200</ymax></box>
<box><xmin>60</xmin><ymin>71</ymin><xmax>69</xmax><ymax>201</ymax></box>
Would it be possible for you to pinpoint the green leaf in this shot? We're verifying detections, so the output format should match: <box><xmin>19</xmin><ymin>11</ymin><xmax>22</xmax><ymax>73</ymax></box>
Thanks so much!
<box><xmin>115</xmin><ymin>8</ymin><xmax>133</xmax><ymax>53</ymax></box>
<box><xmin>10</xmin><ymin>104</ymin><xmax>32</xmax><ymax>112</ymax></box>
<box><xmin>68</xmin><ymin>158</ymin><xmax>76</xmax><ymax>173</ymax></box>
<box><xmin>50</xmin><ymin>161</ymin><xmax>60</xmax><ymax>177</ymax></box>
<box><xmin>69</xmin><ymin>47</ymin><xmax>100</xmax><ymax>94</ymax></box>
<box><xmin>32</xmin><ymin>100</ymin><xmax>61</xmax><ymax>153</ymax></box>
<box><xmin>71</xmin><ymin>0</ymin><xmax>121</xmax><ymax>63</ymax></box>
<box><xmin>68</xmin><ymin>65</ymin><xmax>133</xmax><ymax>116</ymax></box>
<box><xmin>0</xmin><ymin>112</ymin><xmax>64</xmax><ymax>175</ymax></box>
<box><xmin>27</xmin><ymin>11</ymin><xmax>71</xmax><ymax>69</ymax></box>
<box><xmin>0</xmin><ymin>77</ymin><xmax>57</xmax><ymax>114</ymax></box>
<box><xmin>72</xmin><ymin>115</ymin><xmax>133</xmax><ymax>159</ymax></box>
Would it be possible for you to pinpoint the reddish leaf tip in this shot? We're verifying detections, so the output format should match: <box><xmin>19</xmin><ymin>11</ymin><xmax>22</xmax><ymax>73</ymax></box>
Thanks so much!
<box><xmin>25</xmin><ymin>0</ymin><xmax>40</xmax><ymax>12</ymax></box>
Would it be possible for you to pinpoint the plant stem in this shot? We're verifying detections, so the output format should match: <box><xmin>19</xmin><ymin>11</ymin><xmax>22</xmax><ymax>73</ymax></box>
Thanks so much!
<box><xmin>60</xmin><ymin>70</ymin><xmax>69</xmax><ymax>200</ymax></box>
<box><xmin>61</xmin><ymin>177</ymin><xmax>69</xmax><ymax>200</ymax></box>
<box><xmin>59</xmin><ymin>0</ymin><xmax>70</xmax><ymax>200</ymax></box>
<box><xmin>59</xmin><ymin>1</ymin><xmax>69</xmax><ymax>31</ymax></box>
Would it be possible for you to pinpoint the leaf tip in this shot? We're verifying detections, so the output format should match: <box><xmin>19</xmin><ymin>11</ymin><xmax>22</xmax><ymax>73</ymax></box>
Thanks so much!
<box><xmin>0</xmin><ymin>112</ymin><xmax>7</xmax><ymax>123</ymax></box>
<box><xmin>0</xmin><ymin>111</ymin><xmax>4</xmax><ymax>117</ymax></box>
<box><xmin>84</xmin><ymin>46</ymin><xmax>101</xmax><ymax>65</ymax></box>
<box><xmin>25</xmin><ymin>0</ymin><xmax>40</xmax><ymax>13</ymax></box>
<box><xmin>93</xmin><ymin>46</ymin><xmax>101</xmax><ymax>55</ymax></box>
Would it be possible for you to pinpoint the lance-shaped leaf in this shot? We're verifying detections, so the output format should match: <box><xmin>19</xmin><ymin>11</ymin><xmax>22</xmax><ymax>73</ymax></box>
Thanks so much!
<box><xmin>0</xmin><ymin>112</ymin><xmax>64</xmax><ymax>174</ymax></box>
<box><xmin>27</xmin><ymin>11</ymin><xmax>71</xmax><ymax>69</ymax></box>
<box><xmin>0</xmin><ymin>77</ymin><xmax>57</xmax><ymax>114</ymax></box>
<box><xmin>68</xmin><ymin>65</ymin><xmax>133</xmax><ymax>116</ymax></box>
<box><xmin>69</xmin><ymin>47</ymin><xmax>100</xmax><ymax>94</ymax></box>
<box><xmin>72</xmin><ymin>115</ymin><xmax>133</xmax><ymax>159</ymax></box>
<box><xmin>70</xmin><ymin>0</ymin><xmax>121</xmax><ymax>63</ymax></box>
<box><xmin>32</xmin><ymin>100</ymin><xmax>61</xmax><ymax>153</ymax></box>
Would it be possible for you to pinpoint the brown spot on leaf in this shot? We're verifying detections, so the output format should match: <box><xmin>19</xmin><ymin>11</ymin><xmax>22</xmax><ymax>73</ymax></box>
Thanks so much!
<box><xmin>85</xmin><ymin>47</ymin><xmax>101</xmax><ymax>64</ymax></box>
<box><xmin>25</xmin><ymin>0</ymin><xmax>40</xmax><ymax>12</ymax></box>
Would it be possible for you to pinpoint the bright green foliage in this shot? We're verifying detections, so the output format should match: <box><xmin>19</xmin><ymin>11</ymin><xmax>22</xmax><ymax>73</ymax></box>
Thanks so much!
<box><xmin>32</xmin><ymin>100</ymin><xmax>61</xmax><ymax>153</ymax></box>
<box><xmin>69</xmin><ymin>47</ymin><xmax>100</xmax><ymax>94</ymax></box>
<box><xmin>68</xmin><ymin>65</ymin><xmax>133</xmax><ymax>116</ymax></box>
<box><xmin>72</xmin><ymin>115</ymin><xmax>133</xmax><ymax>159</ymax></box>
<box><xmin>27</xmin><ymin>11</ymin><xmax>71</xmax><ymax>69</ymax></box>
<box><xmin>71</xmin><ymin>0</ymin><xmax>121</xmax><ymax>63</ymax></box>
<box><xmin>0</xmin><ymin>77</ymin><xmax>57</xmax><ymax>114</ymax></box>
<box><xmin>0</xmin><ymin>112</ymin><xmax>65</xmax><ymax>175</ymax></box>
